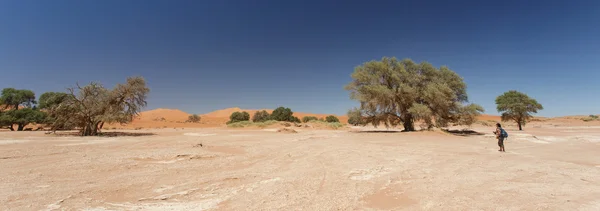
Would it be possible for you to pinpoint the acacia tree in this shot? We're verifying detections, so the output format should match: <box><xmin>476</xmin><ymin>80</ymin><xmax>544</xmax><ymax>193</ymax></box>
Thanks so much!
<box><xmin>49</xmin><ymin>76</ymin><xmax>150</xmax><ymax>136</ymax></box>
<box><xmin>496</xmin><ymin>90</ymin><xmax>543</xmax><ymax>130</ymax></box>
<box><xmin>187</xmin><ymin>114</ymin><xmax>201</xmax><ymax>123</ymax></box>
<box><xmin>345</xmin><ymin>57</ymin><xmax>483</xmax><ymax>131</ymax></box>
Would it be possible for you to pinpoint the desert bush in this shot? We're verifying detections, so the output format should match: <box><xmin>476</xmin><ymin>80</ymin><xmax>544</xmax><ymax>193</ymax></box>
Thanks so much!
<box><xmin>307</xmin><ymin>120</ymin><xmax>344</xmax><ymax>129</ymax></box>
<box><xmin>153</xmin><ymin>117</ymin><xmax>166</xmax><ymax>121</ymax></box>
<box><xmin>252</xmin><ymin>110</ymin><xmax>270</xmax><ymax>122</ymax></box>
<box><xmin>327</xmin><ymin>122</ymin><xmax>344</xmax><ymax>129</ymax></box>
<box><xmin>187</xmin><ymin>114</ymin><xmax>201</xmax><ymax>123</ymax></box>
<box><xmin>227</xmin><ymin>120</ymin><xmax>277</xmax><ymax>128</ymax></box>
<box><xmin>302</xmin><ymin>116</ymin><xmax>318</xmax><ymax>123</ymax></box>
<box><xmin>325</xmin><ymin>115</ymin><xmax>340</xmax><ymax>123</ymax></box>
<box><xmin>290</xmin><ymin>116</ymin><xmax>301</xmax><ymax>123</ymax></box>
<box><xmin>582</xmin><ymin>115</ymin><xmax>599</xmax><ymax>122</ymax></box>
<box><xmin>255</xmin><ymin>120</ymin><xmax>278</xmax><ymax>128</ymax></box>
<box><xmin>228</xmin><ymin>111</ymin><xmax>250</xmax><ymax>123</ymax></box>
<box><xmin>227</xmin><ymin>121</ymin><xmax>253</xmax><ymax>128</ymax></box>
<box><xmin>347</xmin><ymin>108</ymin><xmax>365</xmax><ymax>126</ymax></box>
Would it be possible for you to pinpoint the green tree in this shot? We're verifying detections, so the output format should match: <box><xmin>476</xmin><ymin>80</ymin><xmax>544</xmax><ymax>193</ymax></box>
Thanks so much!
<box><xmin>252</xmin><ymin>110</ymin><xmax>270</xmax><ymax>122</ymax></box>
<box><xmin>302</xmin><ymin>116</ymin><xmax>318</xmax><ymax>123</ymax></box>
<box><xmin>495</xmin><ymin>90</ymin><xmax>543</xmax><ymax>130</ymax></box>
<box><xmin>345</xmin><ymin>57</ymin><xmax>482</xmax><ymax>131</ymax></box>
<box><xmin>187</xmin><ymin>114</ymin><xmax>201</xmax><ymax>123</ymax></box>
<box><xmin>48</xmin><ymin>76</ymin><xmax>150</xmax><ymax>136</ymax></box>
<box><xmin>325</xmin><ymin>115</ymin><xmax>340</xmax><ymax>123</ymax></box>
<box><xmin>1</xmin><ymin>108</ymin><xmax>46</xmax><ymax>131</ymax></box>
<box><xmin>270</xmin><ymin>107</ymin><xmax>295</xmax><ymax>122</ymax></box>
<box><xmin>229</xmin><ymin>111</ymin><xmax>250</xmax><ymax>123</ymax></box>
<box><xmin>0</xmin><ymin>88</ymin><xmax>36</xmax><ymax>110</ymax></box>
<box><xmin>347</xmin><ymin>108</ymin><xmax>365</xmax><ymax>126</ymax></box>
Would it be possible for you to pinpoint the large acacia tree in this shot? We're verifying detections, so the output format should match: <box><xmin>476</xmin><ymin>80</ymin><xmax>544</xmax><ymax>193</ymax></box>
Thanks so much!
<box><xmin>496</xmin><ymin>90</ymin><xmax>543</xmax><ymax>131</ymax></box>
<box><xmin>46</xmin><ymin>76</ymin><xmax>150</xmax><ymax>136</ymax></box>
<box><xmin>345</xmin><ymin>57</ymin><xmax>483</xmax><ymax>131</ymax></box>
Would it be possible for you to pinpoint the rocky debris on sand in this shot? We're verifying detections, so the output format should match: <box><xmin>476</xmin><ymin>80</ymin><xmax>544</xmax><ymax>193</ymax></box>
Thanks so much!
<box><xmin>277</xmin><ymin>128</ymin><xmax>298</xmax><ymax>133</ymax></box>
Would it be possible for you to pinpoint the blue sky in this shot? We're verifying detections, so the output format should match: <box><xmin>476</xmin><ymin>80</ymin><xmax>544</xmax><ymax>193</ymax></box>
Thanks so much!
<box><xmin>1</xmin><ymin>0</ymin><xmax>599</xmax><ymax>117</ymax></box>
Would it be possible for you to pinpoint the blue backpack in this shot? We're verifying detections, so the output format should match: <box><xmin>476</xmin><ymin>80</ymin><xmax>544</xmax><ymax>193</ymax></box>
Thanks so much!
<box><xmin>500</xmin><ymin>128</ymin><xmax>508</xmax><ymax>138</ymax></box>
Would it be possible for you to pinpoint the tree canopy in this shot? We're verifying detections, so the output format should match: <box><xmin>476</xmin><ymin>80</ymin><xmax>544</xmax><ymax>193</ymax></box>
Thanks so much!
<box><xmin>345</xmin><ymin>57</ymin><xmax>483</xmax><ymax>131</ymax></box>
<box><xmin>496</xmin><ymin>90</ymin><xmax>543</xmax><ymax>130</ymax></box>
<box><xmin>0</xmin><ymin>88</ymin><xmax>36</xmax><ymax>110</ymax></box>
<box><xmin>270</xmin><ymin>107</ymin><xmax>295</xmax><ymax>122</ymax></box>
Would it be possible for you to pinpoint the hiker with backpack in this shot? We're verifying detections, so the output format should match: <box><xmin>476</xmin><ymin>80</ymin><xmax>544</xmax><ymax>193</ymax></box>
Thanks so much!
<box><xmin>494</xmin><ymin>123</ymin><xmax>508</xmax><ymax>152</ymax></box>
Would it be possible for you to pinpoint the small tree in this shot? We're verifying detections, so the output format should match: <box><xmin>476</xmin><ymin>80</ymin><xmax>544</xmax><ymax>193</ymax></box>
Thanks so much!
<box><xmin>187</xmin><ymin>114</ymin><xmax>201</xmax><ymax>123</ymax></box>
<box><xmin>229</xmin><ymin>111</ymin><xmax>250</xmax><ymax>123</ymax></box>
<box><xmin>252</xmin><ymin>110</ymin><xmax>270</xmax><ymax>122</ymax></box>
<box><xmin>302</xmin><ymin>116</ymin><xmax>318</xmax><ymax>123</ymax></box>
<box><xmin>325</xmin><ymin>115</ymin><xmax>340</xmax><ymax>123</ymax></box>
<box><xmin>496</xmin><ymin>90</ymin><xmax>543</xmax><ymax>130</ymax></box>
<box><xmin>347</xmin><ymin>108</ymin><xmax>365</xmax><ymax>126</ymax></box>
<box><xmin>271</xmin><ymin>107</ymin><xmax>296</xmax><ymax>122</ymax></box>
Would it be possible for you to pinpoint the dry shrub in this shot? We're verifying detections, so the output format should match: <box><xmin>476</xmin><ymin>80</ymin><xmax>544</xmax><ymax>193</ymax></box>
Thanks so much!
<box><xmin>277</xmin><ymin>128</ymin><xmax>297</xmax><ymax>133</ymax></box>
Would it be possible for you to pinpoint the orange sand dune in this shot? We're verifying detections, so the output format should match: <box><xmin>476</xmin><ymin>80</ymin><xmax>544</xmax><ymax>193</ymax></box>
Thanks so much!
<box><xmin>110</xmin><ymin>107</ymin><xmax>348</xmax><ymax>129</ymax></box>
<box><xmin>477</xmin><ymin>114</ymin><xmax>501</xmax><ymax>122</ymax></box>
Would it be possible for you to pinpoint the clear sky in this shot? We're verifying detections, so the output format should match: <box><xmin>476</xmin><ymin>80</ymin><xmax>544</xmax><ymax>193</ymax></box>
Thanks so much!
<box><xmin>1</xmin><ymin>0</ymin><xmax>599</xmax><ymax>117</ymax></box>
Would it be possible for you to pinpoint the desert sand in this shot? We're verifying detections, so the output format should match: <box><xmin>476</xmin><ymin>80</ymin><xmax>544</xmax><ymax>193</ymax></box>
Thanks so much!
<box><xmin>1</xmin><ymin>115</ymin><xmax>600</xmax><ymax>210</ymax></box>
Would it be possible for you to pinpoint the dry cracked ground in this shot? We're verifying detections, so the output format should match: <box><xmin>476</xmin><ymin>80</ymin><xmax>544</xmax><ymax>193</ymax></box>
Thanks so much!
<box><xmin>1</xmin><ymin>125</ymin><xmax>600</xmax><ymax>210</ymax></box>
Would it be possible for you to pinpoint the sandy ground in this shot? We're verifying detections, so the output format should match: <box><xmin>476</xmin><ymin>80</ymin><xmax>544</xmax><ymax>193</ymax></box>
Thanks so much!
<box><xmin>1</xmin><ymin>123</ymin><xmax>600</xmax><ymax>210</ymax></box>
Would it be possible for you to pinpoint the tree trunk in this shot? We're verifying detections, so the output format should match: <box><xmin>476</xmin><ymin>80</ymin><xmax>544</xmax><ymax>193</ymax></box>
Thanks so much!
<box><xmin>9</xmin><ymin>125</ymin><xmax>14</xmax><ymax>131</ymax></box>
<box><xmin>403</xmin><ymin>116</ymin><xmax>415</xmax><ymax>131</ymax></box>
<box><xmin>518</xmin><ymin>122</ymin><xmax>522</xmax><ymax>131</ymax></box>
<box><xmin>17</xmin><ymin>124</ymin><xmax>25</xmax><ymax>131</ymax></box>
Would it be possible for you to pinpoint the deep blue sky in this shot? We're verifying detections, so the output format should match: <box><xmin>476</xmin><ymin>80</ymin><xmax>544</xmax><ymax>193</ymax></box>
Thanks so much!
<box><xmin>1</xmin><ymin>0</ymin><xmax>599</xmax><ymax>117</ymax></box>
